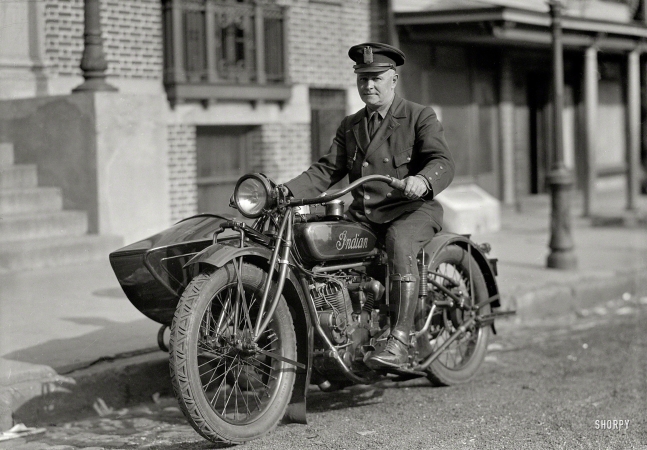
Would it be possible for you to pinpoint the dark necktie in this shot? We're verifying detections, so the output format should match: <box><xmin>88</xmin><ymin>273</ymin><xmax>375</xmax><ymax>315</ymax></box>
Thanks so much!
<box><xmin>368</xmin><ymin>112</ymin><xmax>381</xmax><ymax>139</ymax></box>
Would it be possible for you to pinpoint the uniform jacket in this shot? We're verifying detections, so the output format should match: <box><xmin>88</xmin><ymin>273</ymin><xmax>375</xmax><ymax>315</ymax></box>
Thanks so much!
<box><xmin>285</xmin><ymin>95</ymin><xmax>454</xmax><ymax>227</ymax></box>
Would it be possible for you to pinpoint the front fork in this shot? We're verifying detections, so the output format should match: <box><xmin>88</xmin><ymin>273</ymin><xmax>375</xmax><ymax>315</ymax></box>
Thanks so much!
<box><xmin>253</xmin><ymin>208</ymin><xmax>293</xmax><ymax>342</ymax></box>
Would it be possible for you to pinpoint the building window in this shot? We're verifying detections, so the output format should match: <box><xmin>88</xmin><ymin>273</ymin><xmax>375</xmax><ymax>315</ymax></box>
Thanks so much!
<box><xmin>163</xmin><ymin>0</ymin><xmax>291</xmax><ymax>106</ymax></box>
<box><xmin>196</xmin><ymin>125</ymin><xmax>256</xmax><ymax>215</ymax></box>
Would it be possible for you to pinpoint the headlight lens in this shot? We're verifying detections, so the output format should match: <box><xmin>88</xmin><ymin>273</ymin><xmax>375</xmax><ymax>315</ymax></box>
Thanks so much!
<box><xmin>233</xmin><ymin>174</ymin><xmax>273</xmax><ymax>218</ymax></box>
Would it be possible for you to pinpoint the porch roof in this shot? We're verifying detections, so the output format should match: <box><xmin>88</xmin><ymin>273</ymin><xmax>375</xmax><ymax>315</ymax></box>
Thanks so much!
<box><xmin>395</xmin><ymin>0</ymin><xmax>647</xmax><ymax>52</ymax></box>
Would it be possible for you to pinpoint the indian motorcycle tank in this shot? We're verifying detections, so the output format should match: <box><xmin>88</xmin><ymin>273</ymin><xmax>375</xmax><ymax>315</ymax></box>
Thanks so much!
<box><xmin>293</xmin><ymin>221</ymin><xmax>378</xmax><ymax>262</ymax></box>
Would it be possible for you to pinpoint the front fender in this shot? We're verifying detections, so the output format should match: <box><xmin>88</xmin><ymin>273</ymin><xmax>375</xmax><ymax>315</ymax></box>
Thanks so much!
<box><xmin>183</xmin><ymin>241</ymin><xmax>273</xmax><ymax>270</ymax></box>
<box><xmin>424</xmin><ymin>232</ymin><xmax>500</xmax><ymax>309</ymax></box>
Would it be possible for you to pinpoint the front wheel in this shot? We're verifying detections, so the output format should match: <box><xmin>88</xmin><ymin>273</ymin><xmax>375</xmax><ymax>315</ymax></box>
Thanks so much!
<box><xmin>415</xmin><ymin>245</ymin><xmax>491</xmax><ymax>386</ymax></box>
<box><xmin>169</xmin><ymin>262</ymin><xmax>296</xmax><ymax>444</ymax></box>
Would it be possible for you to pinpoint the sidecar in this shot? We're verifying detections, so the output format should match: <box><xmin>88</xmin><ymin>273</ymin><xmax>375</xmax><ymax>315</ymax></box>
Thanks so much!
<box><xmin>109</xmin><ymin>214</ymin><xmax>236</xmax><ymax>325</ymax></box>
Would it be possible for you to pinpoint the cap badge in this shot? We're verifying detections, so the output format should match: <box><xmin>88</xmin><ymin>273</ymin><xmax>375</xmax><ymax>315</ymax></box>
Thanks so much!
<box><xmin>363</xmin><ymin>46</ymin><xmax>373</xmax><ymax>64</ymax></box>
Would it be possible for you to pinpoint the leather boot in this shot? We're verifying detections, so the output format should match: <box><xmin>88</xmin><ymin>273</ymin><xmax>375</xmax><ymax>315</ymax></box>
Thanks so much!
<box><xmin>366</xmin><ymin>274</ymin><xmax>418</xmax><ymax>369</ymax></box>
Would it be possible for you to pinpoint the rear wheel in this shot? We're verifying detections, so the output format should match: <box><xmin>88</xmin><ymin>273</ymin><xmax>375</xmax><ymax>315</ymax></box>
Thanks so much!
<box><xmin>415</xmin><ymin>245</ymin><xmax>490</xmax><ymax>386</ymax></box>
<box><xmin>169</xmin><ymin>262</ymin><xmax>296</xmax><ymax>444</ymax></box>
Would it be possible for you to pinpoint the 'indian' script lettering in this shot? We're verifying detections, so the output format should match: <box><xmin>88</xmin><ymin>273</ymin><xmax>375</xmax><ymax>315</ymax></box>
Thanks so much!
<box><xmin>336</xmin><ymin>230</ymin><xmax>368</xmax><ymax>251</ymax></box>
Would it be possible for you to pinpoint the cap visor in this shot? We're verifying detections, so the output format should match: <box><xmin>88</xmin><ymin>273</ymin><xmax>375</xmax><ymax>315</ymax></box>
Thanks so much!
<box><xmin>354</xmin><ymin>66</ymin><xmax>393</xmax><ymax>74</ymax></box>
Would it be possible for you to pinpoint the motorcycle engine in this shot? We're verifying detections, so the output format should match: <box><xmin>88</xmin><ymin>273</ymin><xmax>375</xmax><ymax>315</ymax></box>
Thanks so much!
<box><xmin>310</xmin><ymin>275</ymin><xmax>387</xmax><ymax>386</ymax></box>
<box><xmin>310</xmin><ymin>280</ymin><xmax>353</xmax><ymax>345</ymax></box>
<box><xmin>310</xmin><ymin>275</ymin><xmax>386</xmax><ymax>347</ymax></box>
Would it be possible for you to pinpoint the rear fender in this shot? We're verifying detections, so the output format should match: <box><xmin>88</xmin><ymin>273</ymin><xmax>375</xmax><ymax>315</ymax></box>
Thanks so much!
<box><xmin>424</xmin><ymin>232</ymin><xmax>501</xmax><ymax>310</ymax></box>
<box><xmin>184</xmin><ymin>240</ymin><xmax>313</xmax><ymax>424</ymax></box>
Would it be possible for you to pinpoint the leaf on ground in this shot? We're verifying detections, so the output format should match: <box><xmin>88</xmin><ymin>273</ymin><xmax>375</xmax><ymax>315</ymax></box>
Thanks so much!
<box><xmin>93</xmin><ymin>398</ymin><xmax>114</xmax><ymax>417</ymax></box>
<box><xmin>616</xmin><ymin>306</ymin><xmax>635</xmax><ymax>315</ymax></box>
<box><xmin>356</xmin><ymin>430</ymin><xmax>376</xmax><ymax>436</ymax></box>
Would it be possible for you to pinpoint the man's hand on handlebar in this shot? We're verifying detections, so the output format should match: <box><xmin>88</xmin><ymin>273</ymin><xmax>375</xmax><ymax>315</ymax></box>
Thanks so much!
<box><xmin>278</xmin><ymin>184</ymin><xmax>292</xmax><ymax>199</ymax></box>
<box><xmin>402</xmin><ymin>176</ymin><xmax>428</xmax><ymax>200</ymax></box>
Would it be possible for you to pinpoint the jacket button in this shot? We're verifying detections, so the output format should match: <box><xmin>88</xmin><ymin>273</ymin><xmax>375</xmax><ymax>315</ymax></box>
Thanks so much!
<box><xmin>383</xmin><ymin>157</ymin><xmax>389</xmax><ymax>163</ymax></box>
<box><xmin>365</xmin><ymin>209</ymin><xmax>371</xmax><ymax>214</ymax></box>
<box><xmin>406</xmin><ymin>156</ymin><xmax>411</xmax><ymax>161</ymax></box>
<box><xmin>364</xmin><ymin>194</ymin><xmax>370</xmax><ymax>200</ymax></box>
<box><xmin>435</xmin><ymin>172</ymin><xmax>439</xmax><ymax>175</ymax></box>
<box><xmin>386</xmin><ymin>192</ymin><xmax>392</xmax><ymax>198</ymax></box>
<box><xmin>362</xmin><ymin>162</ymin><xmax>369</xmax><ymax>167</ymax></box>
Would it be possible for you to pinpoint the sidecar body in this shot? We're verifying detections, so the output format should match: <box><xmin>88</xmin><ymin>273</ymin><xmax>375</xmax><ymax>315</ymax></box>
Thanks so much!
<box><xmin>109</xmin><ymin>214</ymin><xmax>235</xmax><ymax>325</ymax></box>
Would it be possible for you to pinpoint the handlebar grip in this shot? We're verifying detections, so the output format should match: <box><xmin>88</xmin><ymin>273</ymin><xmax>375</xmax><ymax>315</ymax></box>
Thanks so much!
<box><xmin>389</xmin><ymin>177</ymin><xmax>406</xmax><ymax>192</ymax></box>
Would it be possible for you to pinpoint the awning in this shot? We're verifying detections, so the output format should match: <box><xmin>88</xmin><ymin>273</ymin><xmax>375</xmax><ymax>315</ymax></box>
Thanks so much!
<box><xmin>395</xmin><ymin>1</ymin><xmax>647</xmax><ymax>52</ymax></box>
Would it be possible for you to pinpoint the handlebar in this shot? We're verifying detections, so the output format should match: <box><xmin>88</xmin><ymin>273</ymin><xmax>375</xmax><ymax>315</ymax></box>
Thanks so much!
<box><xmin>286</xmin><ymin>175</ymin><xmax>406</xmax><ymax>207</ymax></box>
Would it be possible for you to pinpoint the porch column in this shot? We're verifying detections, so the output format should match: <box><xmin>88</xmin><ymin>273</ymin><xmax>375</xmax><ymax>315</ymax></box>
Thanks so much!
<box><xmin>583</xmin><ymin>46</ymin><xmax>598</xmax><ymax>217</ymax></box>
<box><xmin>627</xmin><ymin>49</ymin><xmax>641</xmax><ymax>211</ymax></box>
<box><xmin>499</xmin><ymin>54</ymin><xmax>515</xmax><ymax>205</ymax></box>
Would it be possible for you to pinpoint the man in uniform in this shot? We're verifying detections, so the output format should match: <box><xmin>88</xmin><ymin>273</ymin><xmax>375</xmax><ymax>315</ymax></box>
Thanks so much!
<box><xmin>284</xmin><ymin>42</ymin><xmax>454</xmax><ymax>369</ymax></box>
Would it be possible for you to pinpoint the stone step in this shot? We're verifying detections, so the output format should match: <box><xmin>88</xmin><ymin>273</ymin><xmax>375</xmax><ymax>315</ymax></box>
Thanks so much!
<box><xmin>0</xmin><ymin>187</ymin><xmax>63</xmax><ymax>215</ymax></box>
<box><xmin>0</xmin><ymin>211</ymin><xmax>88</xmax><ymax>243</ymax></box>
<box><xmin>0</xmin><ymin>234</ymin><xmax>123</xmax><ymax>273</ymax></box>
<box><xmin>0</xmin><ymin>142</ymin><xmax>14</xmax><ymax>166</ymax></box>
<box><xmin>0</xmin><ymin>164</ymin><xmax>38</xmax><ymax>190</ymax></box>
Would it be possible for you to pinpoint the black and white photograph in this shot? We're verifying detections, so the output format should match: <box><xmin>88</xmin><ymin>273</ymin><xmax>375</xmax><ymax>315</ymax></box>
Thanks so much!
<box><xmin>0</xmin><ymin>0</ymin><xmax>645</xmax><ymax>448</ymax></box>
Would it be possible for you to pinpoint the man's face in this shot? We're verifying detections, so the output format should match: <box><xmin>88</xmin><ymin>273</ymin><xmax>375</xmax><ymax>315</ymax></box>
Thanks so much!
<box><xmin>356</xmin><ymin>69</ymin><xmax>398</xmax><ymax>110</ymax></box>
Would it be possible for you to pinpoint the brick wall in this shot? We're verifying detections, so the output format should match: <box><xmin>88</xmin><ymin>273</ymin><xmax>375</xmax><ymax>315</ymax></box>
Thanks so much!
<box><xmin>288</xmin><ymin>0</ymin><xmax>370</xmax><ymax>88</ymax></box>
<box><xmin>44</xmin><ymin>0</ymin><xmax>163</xmax><ymax>79</ymax></box>
<box><xmin>255</xmin><ymin>123</ymin><xmax>311</xmax><ymax>184</ymax></box>
<box><xmin>43</xmin><ymin>0</ymin><xmax>369</xmax><ymax>219</ymax></box>
<box><xmin>43</xmin><ymin>0</ymin><xmax>368</xmax><ymax>84</ymax></box>
<box><xmin>168</xmin><ymin>123</ymin><xmax>198</xmax><ymax>222</ymax></box>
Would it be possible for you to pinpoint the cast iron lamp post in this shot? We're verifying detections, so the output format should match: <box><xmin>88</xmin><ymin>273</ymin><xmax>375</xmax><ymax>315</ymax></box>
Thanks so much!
<box><xmin>73</xmin><ymin>0</ymin><xmax>117</xmax><ymax>92</ymax></box>
<box><xmin>546</xmin><ymin>0</ymin><xmax>577</xmax><ymax>269</ymax></box>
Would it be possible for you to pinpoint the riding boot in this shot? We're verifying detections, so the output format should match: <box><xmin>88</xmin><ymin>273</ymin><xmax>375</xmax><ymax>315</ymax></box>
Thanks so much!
<box><xmin>366</xmin><ymin>274</ymin><xmax>418</xmax><ymax>369</ymax></box>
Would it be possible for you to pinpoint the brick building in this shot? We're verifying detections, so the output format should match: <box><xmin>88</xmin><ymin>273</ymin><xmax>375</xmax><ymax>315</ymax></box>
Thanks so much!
<box><xmin>1</xmin><ymin>0</ymin><xmax>645</xmax><ymax>270</ymax></box>
<box><xmin>0</xmin><ymin>0</ymin><xmax>371</xmax><ymax>254</ymax></box>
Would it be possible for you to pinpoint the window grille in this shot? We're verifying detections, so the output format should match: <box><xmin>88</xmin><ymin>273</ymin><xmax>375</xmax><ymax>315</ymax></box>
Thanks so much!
<box><xmin>162</xmin><ymin>0</ymin><xmax>291</xmax><ymax>106</ymax></box>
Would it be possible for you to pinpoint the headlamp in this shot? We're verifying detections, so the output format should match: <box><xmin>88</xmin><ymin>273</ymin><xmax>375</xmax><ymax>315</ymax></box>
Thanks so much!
<box><xmin>232</xmin><ymin>173</ymin><xmax>275</xmax><ymax>218</ymax></box>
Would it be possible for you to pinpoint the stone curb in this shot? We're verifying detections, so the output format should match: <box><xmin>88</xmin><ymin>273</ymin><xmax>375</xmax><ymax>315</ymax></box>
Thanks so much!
<box><xmin>2</xmin><ymin>352</ymin><xmax>172</xmax><ymax>430</ymax></box>
<box><xmin>503</xmin><ymin>266</ymin><xmax>647</xmax><ymax>322</ymax></box>
<box><xmin>2</xmin><ymin>267</ymin><xmax>646</xmax><ymax>430</ymax></box>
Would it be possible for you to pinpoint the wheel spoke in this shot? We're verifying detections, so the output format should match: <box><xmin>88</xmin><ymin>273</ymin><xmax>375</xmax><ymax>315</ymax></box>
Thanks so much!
<box><xmin>222</xmin><ymin>358</ymin><xmax>240</xmax><ymax>416</ymax></box>
<box><xmin>233</xmin><ymin>368</ymin><xmax>252</xmax><ymax>418</ymax></box>
<box><xmin>245</xmin><ymin>365</ymin><xmax>264</xmax><ymax>410</ymax></box>
<box><xmin>202</xmin><ymin>359</ymin><xmax>227</xmax><ymax>392</ymax></box>
<box><xmin>248</xmin><ymin>359</ymin><xmax>276</xmax><ymax>374</ymax></box>
<box><xmin>210</xmin><ymin>354</ymin><xmax>239</xmax><ymax>407</ymax></box>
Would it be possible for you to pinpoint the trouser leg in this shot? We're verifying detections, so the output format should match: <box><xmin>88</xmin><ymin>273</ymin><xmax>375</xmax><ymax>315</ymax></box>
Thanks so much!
<box><xmin>366</xmin><ymin>209</ymin><xmax>438</xmax><ymax>368</ymax></box>
<box><xmin>384</xmin><ymin>209</ymin><xmax>438</xmax><ymax>342</ymax></box>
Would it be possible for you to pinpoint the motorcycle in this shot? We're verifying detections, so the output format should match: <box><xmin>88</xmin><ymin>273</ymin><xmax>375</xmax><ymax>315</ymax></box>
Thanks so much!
<box><xmin>109</xmin><ymin>173</ymin><xmax>513</xmax><ymax>444</ymax></box>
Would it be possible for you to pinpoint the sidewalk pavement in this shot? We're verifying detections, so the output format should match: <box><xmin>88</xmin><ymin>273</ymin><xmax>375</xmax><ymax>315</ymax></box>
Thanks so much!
<box><xmin>1</xmin><ymin>189</ymin><xmax>646</xmax><ymax>431</ymax></box>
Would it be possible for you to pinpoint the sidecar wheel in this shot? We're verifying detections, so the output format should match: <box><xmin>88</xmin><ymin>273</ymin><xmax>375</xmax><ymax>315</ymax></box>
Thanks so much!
<box><xmin>169</xmin><ymin>263</ymin><xmax>296</xmax><ymax>444</ymax></box>
<box><xmin>416</xmin><ymin>245</ymin><xmax>490</xmax><ymax>386</ymax></box>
